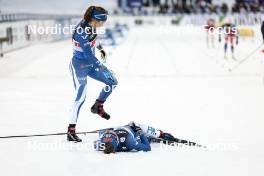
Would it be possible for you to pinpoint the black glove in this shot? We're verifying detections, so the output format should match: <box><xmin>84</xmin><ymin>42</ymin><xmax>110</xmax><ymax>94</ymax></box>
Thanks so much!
<box><xmin>128</xmin><ymin>121</ymin><xmax>143</xmax><ymax>135</ymax></box>
<box><xmin>100</xmin><ymin>49</ymin><xmax>107</xmax><ymax>62</ymax></box>
<box><xmin>236</xmin><ymin>38</ymin><xmax>239</xmax><ymax>45</ymax></box>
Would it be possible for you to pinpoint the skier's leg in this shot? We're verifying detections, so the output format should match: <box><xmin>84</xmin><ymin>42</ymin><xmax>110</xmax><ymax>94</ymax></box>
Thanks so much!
<box><xmin>89</xmin><ymin>66</ymin><xmax>118</xmax><ymax>102</ymax></box>
<box><xmin>68</xmin><ymin>59</ymin><xmax>88</xmax><ymax>142</ymax></box>
<box><xmin>230</xmin><ymin>36</ymin><xmax>235</xmax><ymax>58</ymax></box>
<box><xmin>136</xmin><ymin>123</ymin><xmax>163</xmax><ymax>138</ymax></box>
<box><xmin>224</xmin><ymin>36</ymin><xmax>228</xmax><ymax>59</ymax></box>
<box><xmin>159</xmin><ymin>132</ymin><xmax>198</xmax><ymax>146</ymax></box>
<box><xmin>88</xmin><ymin>66</ymin><xmax>118</xmax><ymax>119</ymax></box>
<box><xmin>69</xmin><ymin>60</ymin><xmax>88</xmax><ymax>124</ymax></box>
<box><xmin>224</xmin><ymin>36</ymin><xmax>228</xmax><ymax>53</ymax></box>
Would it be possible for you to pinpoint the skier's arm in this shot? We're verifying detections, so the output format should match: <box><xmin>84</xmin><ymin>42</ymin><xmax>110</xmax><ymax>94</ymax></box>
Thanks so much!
<box><xmin>131</xmin><ymin>134</ymin><xmax>151</xmax><ymax>152</ymax></box>
<box><xmin>124</xmin><ymin>126</ymin><xmax>151</xmax><ymax>152</ymax></box>
<box><xmin>75</xmin><ymin>32</ymin><xmax>101</xmax><ymax>67</ymax></box>
<box><xmin>138</xmin><ymin>134</ymin><xmax>151</xmax><ymax>151</ymax></box>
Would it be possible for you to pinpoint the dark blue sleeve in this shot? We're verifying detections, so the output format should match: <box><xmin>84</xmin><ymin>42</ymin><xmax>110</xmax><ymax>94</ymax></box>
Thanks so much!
<box><xmin>137</xmin><ymin>134</ymin><xmax>151</xmax><ymax>151</ymax></box>
<box><xmin>127</xmin><ymin>134</ymin><xmax>151</xmax><ymax>152</ymax></box>
<box><xmin>74</xmin><ymin>32</ymin><xmax>101</xmax><ymax>67</ymax></box>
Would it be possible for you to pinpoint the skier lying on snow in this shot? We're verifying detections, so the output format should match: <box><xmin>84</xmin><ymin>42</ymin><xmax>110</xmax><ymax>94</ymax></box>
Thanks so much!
<box><xmin>94</xmin><ymin>122</ymin><xmax>201</xmax><ymax>154</ymax></box>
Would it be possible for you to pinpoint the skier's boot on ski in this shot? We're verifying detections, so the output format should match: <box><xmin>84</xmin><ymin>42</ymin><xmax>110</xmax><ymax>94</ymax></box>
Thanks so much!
<box><xmin>67</xmin><ymin>125</ymin><xmax>82</xmax><ymax>142</ymax></box>
<box><xmin>91</xmin><ymin>100</ymin><xmax>110</xmax><ymax>120</ymax></box>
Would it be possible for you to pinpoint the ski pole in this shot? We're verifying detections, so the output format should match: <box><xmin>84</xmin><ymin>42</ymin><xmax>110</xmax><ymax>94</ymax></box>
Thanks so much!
<box><xmin>229</xmin><ymin>43</ymin><xmax>263</xmax><ymax>72</ymax></box>
<box><xmin>0</xmin><ymin>129</ymin><xmax>107</xmax><ymax>139</ymax></box>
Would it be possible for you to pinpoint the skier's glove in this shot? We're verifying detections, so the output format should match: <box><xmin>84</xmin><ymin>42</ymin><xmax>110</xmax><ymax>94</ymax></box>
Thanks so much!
<box><xmin>128</xmin><ymin>121</ymin><xmax>143</xmax><ymax>135</ymax></box>
<box><xmin>100</xmin><ymin>49</ymin><xmax>107</xmax><ymax>63</ymax></box>
<box><xmin>236</xmin><ymin>39</ymin><xmax>239</xmax><ymax>45</ymax></box>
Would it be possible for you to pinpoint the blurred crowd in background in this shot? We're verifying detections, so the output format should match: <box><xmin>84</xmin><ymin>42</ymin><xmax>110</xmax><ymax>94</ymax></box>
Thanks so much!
<box><xmin>1</xmin><ymin>0</ymin><xmax>264</xmax><ymax>15</ymax></box>
<box><xmin>117</xmin><ymin>0</ymin><xmax>264</xmax><ymax>15</ymax></box>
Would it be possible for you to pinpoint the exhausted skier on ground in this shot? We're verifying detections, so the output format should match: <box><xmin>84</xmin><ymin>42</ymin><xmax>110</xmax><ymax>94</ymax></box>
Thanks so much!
<box><xmin>94</xmin><ymin>122</ymin><xmax>201</xmax><ymax>154</ymax></box>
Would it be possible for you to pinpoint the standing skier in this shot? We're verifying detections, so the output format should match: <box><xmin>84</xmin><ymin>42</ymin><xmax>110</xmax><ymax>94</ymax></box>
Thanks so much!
<box><xmin>68</xmin><ymin>6</ymin><xmax>118</xmax><ymax>142</ymax></box>
<box><xmin>204</xmin><ymin>18</ymin><xmax>216</xmax><ymax>48</ymax></box>
<box><xmin>219</xmin><ymin>21</ymin><xmax>239</xmax><ymax>60</ymax></box>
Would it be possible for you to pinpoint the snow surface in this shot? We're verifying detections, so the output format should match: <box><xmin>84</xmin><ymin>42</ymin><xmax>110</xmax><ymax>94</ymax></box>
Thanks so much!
<box><xmin>0</xmin><ymin>26</ymin><xmax>264</xmax><ymax>176</ymax></box>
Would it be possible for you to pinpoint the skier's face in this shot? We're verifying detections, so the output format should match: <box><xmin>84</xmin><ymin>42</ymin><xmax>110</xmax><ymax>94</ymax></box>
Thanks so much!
<box><xmin>91</xmin><ymin>19</ymin><xmax>105</xmax><ymax>28</ymax></box>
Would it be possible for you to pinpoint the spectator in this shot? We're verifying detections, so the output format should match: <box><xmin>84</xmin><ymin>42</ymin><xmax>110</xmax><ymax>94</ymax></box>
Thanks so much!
<box><xmin>117</xmin><ymin>0</ymin><xmax>264</xmax><ymax>15</ymax></box>
<box><xmin>221</xmin><ymin>3</ymin><xmax>228</xmax><ymax>14</ymax></box>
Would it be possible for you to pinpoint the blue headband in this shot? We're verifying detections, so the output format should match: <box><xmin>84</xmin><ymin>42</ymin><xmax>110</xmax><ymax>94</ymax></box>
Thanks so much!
<box><xmin>91</xmin><ymin>8</ymin><xmax>108</xmax><ymax>22</ymax></box>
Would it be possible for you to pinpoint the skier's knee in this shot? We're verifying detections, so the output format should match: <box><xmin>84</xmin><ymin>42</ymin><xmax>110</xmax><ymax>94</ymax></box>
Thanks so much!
<box><xmin>106</xmin><ymin>81</ymin><xmax>118</xmax><ymax>92</ymax></box>
<box><xmin>107</xmin><ymin>77</ymin><xmax>118</xmax><ymax>87</ymax></box>
<box><xmin>112</xmin><ymin>78</ymin><xmax>118</xmax><ymax>86</ymax></box>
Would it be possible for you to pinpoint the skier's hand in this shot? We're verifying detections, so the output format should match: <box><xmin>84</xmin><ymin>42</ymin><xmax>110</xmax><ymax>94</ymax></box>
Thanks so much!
<box><xmin>236</xmin><ymin>39</ymin><xmax>239</xmax><ymax>45</ymax></box>
<box><xmin>136</xmin><ymin>128</ymin><xmax>143</xmax><ymax>136</ymax></box>
<box><xmin>100</xmin><ymin>49</ymin><xmax>107</xmax><ymax>63</ymax></box>
<box><xmin>128</xmin><ymin>121</ymin><xmax>143</xmax><ymax>135</ymax></box>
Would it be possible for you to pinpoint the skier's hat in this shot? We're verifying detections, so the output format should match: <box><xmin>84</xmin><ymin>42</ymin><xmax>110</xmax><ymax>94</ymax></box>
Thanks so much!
<box><xmin>100</xmin><ymin>130</ymin><xmax>119</xmax><ymax>153</ymax></box>
<box><xmin>91</xmin><ymin>7</ymin><xmax>108</xmax><ymax>22</ymax></box>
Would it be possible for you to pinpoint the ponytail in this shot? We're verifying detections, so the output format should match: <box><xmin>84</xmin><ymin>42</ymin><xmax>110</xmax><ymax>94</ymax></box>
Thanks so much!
<box><xmin>83</xmin><ymin>6</ymin><xmax>95</xmax><ymax>22</ymax></box>
<box><xmin>83</xmin><ymin>6</ymin><xmax>108</xmax><ymax>22</ymax></box>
